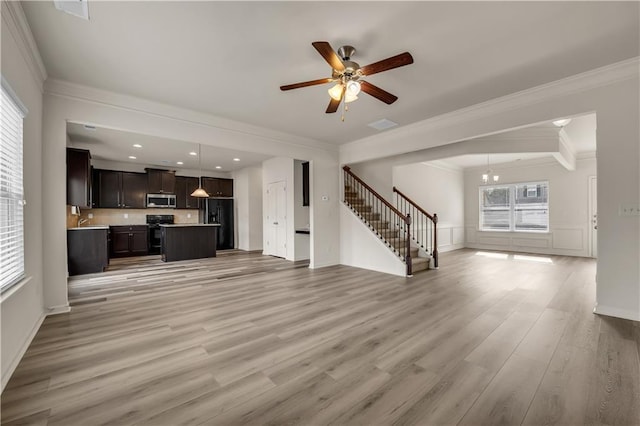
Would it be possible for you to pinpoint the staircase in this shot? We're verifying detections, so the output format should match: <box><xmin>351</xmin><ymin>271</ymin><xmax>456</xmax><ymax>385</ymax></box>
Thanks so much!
<box><xmin>343</xmin><ymin>166</ymin><xmax>438</xmax><ymax>276</ymax></box>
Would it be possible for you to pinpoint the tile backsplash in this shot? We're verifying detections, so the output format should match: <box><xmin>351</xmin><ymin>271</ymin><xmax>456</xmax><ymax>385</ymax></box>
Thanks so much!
<box><xmin>67</xmin><ymin>207</ymin><xmax>199</xmax><ymax>228</ymax></box>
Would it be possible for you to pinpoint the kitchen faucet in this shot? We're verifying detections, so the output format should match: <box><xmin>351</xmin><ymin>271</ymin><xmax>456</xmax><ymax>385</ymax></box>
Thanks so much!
<box><xmin>78</xmin><ymin>218</ymin><xmax>90</xmax><ymax>226</ymax></box>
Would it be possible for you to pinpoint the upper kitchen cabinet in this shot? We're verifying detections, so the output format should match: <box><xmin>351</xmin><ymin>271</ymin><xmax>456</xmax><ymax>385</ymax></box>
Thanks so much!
<box><xmin>202</xmin><ymin>177</ymin><xmax>234</xmax><ymax>197</ymax></box>
<box><xmin>175</xmin><ymin>176</ymin><xmax>200</xmax><ymax>209</ymax></box>
<box><xmin>66</xmin><ymin>148</ymin><xmax>92</xmax><ymax>207</ymax></box>
<box><xmin>93</xmin><ymin>169</ymin><xmax>147</xmax><ymax>208</ymax></box>
<box><xmin>147</xmin><ymin>168</ymin><xmax>176</xmax><ymax>194</ymax></box>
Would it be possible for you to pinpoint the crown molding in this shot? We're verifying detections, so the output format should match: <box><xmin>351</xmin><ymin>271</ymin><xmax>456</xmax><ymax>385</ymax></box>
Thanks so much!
<box><xmin>341</xmin><ymin>57</ymin><xmax>639</xmax><ymax>154</ymax></box>
<box><xmin>44</xmin><ymin>78</ymin><xmax>338</xmax><ymax>155</ymax></box>
<box><xmin>1</xmin><ymin>2</ymin><xmax>47</xmax><ymax>89</ymax></box>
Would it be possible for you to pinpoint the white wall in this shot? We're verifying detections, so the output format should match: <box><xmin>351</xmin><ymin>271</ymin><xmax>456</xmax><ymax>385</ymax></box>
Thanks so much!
<box><xmin>232</xmin><ymin>166</ymin><xmax>263</xmax><ymax>251</ymax></box>
<box><xmin>262</xmin><ymin>157</ymin><xmax>296</xmax><ymax>260</ymax></box>
<box><xmin>340</xmin><ymin>59</ymin><xmax>640</xmax><ymax>321</ymax></box>
<box><xmin>1</xmin><ymin>3</ymin><xmax>46</xmax><ymax>391</ymax></box>
<box><xmin>464</xmin><ymin>156</ymin><xmax>597</xmax><ymax>257</ymax></box>
<box><xmin>294</xmin><ymin>160</ymin><xmax>310</xmax><ymax>261</ymax></box>
<box><xmin>393</xmin><ymin>162</ymin><xmax>465</xmax><ymax>252</ymax></box>
<box><xmin>349</xmin><ymin>157</ymin><xmax>394</xmax><ymax>202</ymax></box>
<box><xmin>339</xmin><ymin>205</ymin><xmax>407</xmax><ymax>277</ymax></box>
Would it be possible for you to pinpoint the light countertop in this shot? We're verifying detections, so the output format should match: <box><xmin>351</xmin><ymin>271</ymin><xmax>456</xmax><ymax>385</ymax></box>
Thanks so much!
<box><xmin>67</xmin><ymin>226</ymin><xmax>110</xmax><ymax>231</ymax></box>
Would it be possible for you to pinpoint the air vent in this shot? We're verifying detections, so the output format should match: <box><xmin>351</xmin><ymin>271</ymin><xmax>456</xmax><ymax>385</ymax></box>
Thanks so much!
<box><xmin>368</xmin><ymin>118</ymin><xmax>398</xmax><ymax>131</ymax></box>
<box><xmin>54</xmin><ymin>0</ymin><xmax>89</xmax><ymax>20</ymax></box>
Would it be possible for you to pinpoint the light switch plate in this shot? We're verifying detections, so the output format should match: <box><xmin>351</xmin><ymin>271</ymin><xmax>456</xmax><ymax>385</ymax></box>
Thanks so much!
<box><xmin>87</xmin><ymin>213</ymin><xmax>93</xmax><ymax>219</ymax></box>
<box><xmin>619</xmin><ymin>204</ymin><xmax>640</xmax><ymax>216</ymax></box>
<box><xmin>124</xmin><ymin>213</ymin><xmax>129</xmax><ymax>219</ymax></box>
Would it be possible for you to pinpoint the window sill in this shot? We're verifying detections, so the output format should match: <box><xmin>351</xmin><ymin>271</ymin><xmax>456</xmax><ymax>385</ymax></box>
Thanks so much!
<box><xmin>477</xmin><ymin>230</ymin><xmax>551</xmax><ymax>235</ymax></box>
<box><xmin>0</xmin><ymin>276</ymin><xmax>33</xmax><ymax>303</ymax></box>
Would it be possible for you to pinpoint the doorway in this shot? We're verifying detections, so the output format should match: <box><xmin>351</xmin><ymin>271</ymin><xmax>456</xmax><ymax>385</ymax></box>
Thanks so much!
<box><xmin>265</xmin><ymin>181</ymin><xmax>287</xmax><ymax>258</ymax></box>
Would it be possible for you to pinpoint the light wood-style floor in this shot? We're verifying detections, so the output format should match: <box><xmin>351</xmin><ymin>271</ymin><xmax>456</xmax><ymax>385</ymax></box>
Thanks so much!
<box><xmin>2</xmin><ymin>249</ymin><xmax>639</xmax><ymax>425</ymax></box>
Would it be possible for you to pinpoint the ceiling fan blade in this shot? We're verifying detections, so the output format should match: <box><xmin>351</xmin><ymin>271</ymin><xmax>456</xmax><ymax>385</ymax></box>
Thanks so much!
<box><xmin>326</xmin><ymin>86</ymin><xmax>344</xmax><ymax>113</ymax></box>
<box><xmin>360</xmin><ymin>52</ymin><xmax>414</xmax><ymax>76</ymax></box>
<box><xmin>360</xmin><ymin>81</ymin><xmax>398</xmax><ymax>104</ymax></box>
<box><xmin>280</xmin><ymin>78</ymin><xmax>334</xmax><ymax>91</ymax></box>
<box><xmin>312</xmin><ymin>41</ymin><xmax>345</xmax><ymax>72</ymax></box>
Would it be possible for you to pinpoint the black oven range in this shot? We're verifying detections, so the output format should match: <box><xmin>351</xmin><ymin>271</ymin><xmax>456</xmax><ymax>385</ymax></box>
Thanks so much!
<box><xmin>146</xmin><ymin>215</ymin><xmax>174</xmax><ymax>255</ymax></box>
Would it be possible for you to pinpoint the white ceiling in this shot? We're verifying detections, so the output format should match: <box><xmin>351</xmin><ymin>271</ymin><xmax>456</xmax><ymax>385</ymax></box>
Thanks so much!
<box><xmin>67</xmin><ymin>123</ymin><xmax>270</xmax><ymax>173</ymax></box>
<box><xmin>22</xmin><ymin>2</ymin><xmax>639</xmax><ymax>146</ymax></box>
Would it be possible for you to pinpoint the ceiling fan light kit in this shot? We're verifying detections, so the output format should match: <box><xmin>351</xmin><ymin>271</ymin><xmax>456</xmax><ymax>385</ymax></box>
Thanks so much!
<box><xmin>280</xmin><ymin>41</ymin><xmax>414</xmax><ymax>120</ymax></box>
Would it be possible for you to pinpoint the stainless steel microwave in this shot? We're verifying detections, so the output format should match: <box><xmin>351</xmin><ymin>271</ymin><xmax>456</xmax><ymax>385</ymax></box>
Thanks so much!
<box><xmin>146</xmin><ymin>194</ymin><xmax>176</xmax><ymax>208</ymax></box>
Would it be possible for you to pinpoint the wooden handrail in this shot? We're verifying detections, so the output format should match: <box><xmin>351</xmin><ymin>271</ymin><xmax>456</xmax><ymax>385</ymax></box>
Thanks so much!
<box><xmin>344</xmin><ymin>166</ymin><xmax>408</xmax><ymax>223</ymax></box>
<box><xmin>392</xmin><ymin>186</ymin><xmax>436</xmax><ymax>222</ymax></box>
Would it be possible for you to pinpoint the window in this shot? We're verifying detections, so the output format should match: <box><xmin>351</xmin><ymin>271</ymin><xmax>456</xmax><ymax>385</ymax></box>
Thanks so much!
<box><xmin>1</xmin><ymin>78</ymin><xmax>27</xmax><ymax>292</ymax></box>
<box><xmin>480</xmin><ymin>182</ymin><xmax>548</xmax><ymax>232</ymax></box>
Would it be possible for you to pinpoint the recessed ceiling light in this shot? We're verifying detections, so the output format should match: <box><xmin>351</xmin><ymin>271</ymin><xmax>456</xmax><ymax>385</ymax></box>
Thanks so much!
<box><xmin>189</xmin><ymin>152</ymin><xmax>198</xmax><ymax>156</ymax></box>
<box><xmin>215</xmin><ymin>166</ymin><xmax>222</xmax><ymax>169</ymax></box>
<box><xmin>233</xmin><ymin>158</ymin><xmax>240</xmax><ymax>162</ymax></box>
<box><xmin>368</xmin><ymin>118</ymin><xmax>398</xmax><ymax>131</ymax></box>
<box><xmin>83</xmin><ymin>124</ymin><xmax>96</xmax><ymax>131</ymax></box>
<box><xmin>128</xmin><ymin>156</ymin><xmax>136</xmax><ymax>160</ymax></box>
<box><xmin>133</xmin><ymin>144</ymin><xmax>142</xmax><ymax>148</ymax></box>
<box><xmin>177</xmin><ymin>161</ymin><xmax>184</xmax><ymax>165</ymax></box>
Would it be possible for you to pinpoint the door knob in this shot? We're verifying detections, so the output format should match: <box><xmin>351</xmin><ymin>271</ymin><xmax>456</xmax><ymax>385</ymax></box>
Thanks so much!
<box><xmin>273</xmin><ymin>222</ymin><xmax>278</xmax><ymax>225</ymax></box>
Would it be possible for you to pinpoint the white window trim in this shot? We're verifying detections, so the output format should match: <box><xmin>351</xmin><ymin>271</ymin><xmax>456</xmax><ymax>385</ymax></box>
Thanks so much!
<box><xmin>479</xmin><ymin>181</ymin><xmax>550</xmax><ymax>233</ymax></box>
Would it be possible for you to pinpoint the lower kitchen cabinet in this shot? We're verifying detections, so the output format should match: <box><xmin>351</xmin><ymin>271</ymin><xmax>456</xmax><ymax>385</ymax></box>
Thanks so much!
<box><xmin>110</xmin><ymin>225</ymin><xmax>149</xmax><ymax>257</ymax></box>
<box><xmin>67</xmin><ymin>227</ymin><xmax>109</xmax><ymax>276</ymax></box>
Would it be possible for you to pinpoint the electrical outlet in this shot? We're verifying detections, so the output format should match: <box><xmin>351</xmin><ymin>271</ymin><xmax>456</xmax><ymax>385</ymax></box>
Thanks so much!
<box><xmin>87</xmin><ymin>213</ymin><xmax>93</xmax><ymax>219</ymax></box>
<box><xmin>619</xmin><ymin>204</ymin><xmax>640</xmax><ymax>216</ymax></box>
<box><xmin>187</xmin><ymin>213</ymin><xmax>191</xmax><ymax>218</ymax></box>
<box><xmin>124</xmin><ymin>213</ymin><xmax>129</xmax><ymax>219</ymax></box>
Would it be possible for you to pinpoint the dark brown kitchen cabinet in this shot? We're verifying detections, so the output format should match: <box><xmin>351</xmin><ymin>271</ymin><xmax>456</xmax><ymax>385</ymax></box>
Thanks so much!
<box><xmin>66</xmin><ymin>148</ymin><xmax>92</xmax><ymax>208</ymax></box>
<box><xmin>122</xmin><ymin>172</ymin><xmax>148</xmax><ymax>208</ymax></box>
<box><xmin>93</xmin><ymin>170</ymin><xmax>147</xmax><ymax>208</ymax></box>
<box><xmin>110</xmin><ymin>225</ymin><xmax>148</xmax><ymax>257</ymax></box>
<box><xmin>202</xmin><ymin>177</ymin><xmax>234</xmax><ymax>197</ymax></box>
<box><xmin>147</xmin><ymin>168</ymin><xmax>176</xmax><ymax>194</ymax></box>
<box><xmin>67</xmin><ymin>228</ymin><xmax>109</xmax><ymax>275</ymax></box>
<box><xmin>175</xmin><ymin>176</ymin><xmax>200</xmax><ymax>209</ymax></box>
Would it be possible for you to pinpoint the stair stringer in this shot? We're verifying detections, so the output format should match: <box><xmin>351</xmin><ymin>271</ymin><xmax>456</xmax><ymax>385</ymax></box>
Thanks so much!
<box><xmin>339</xmin><ymin>203</ymin><xmax>407</xmax><ymax>277</ymax></box>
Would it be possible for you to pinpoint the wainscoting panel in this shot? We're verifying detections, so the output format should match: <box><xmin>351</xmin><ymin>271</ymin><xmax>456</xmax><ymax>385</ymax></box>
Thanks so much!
<box><xmin>477</xmin><ymin>236</ymin><xmax>511</xmax><ymax>246</ymax></box>
<box><xmin>452</xmin><ymin>227</ymin><xmax>465</xmax><ymax>245</ymax></box>
<box><xmin>437</xmin><ymin>227</ymin><xmax>452</xmax><ymax>247</ymax></box>
<box><xmin>512</xmin><ymin>237</ymin><xmax>550</xmax><ymax>248</ymax></box>
<box><xmin>552</xmin><ymin>229</ymin><xmax>584</xmax><ymax>250</ymax></box>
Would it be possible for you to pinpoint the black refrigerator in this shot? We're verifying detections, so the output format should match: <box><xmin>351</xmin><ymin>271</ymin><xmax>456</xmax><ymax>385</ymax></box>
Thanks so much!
<box><xmin>200</xmin><ymin>198</ymin><xmax>234</xmax><ymax>250</ymax></box>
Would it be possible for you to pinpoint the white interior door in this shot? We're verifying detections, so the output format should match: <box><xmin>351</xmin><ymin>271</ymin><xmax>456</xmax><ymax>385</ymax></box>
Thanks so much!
<box><xmin>589</xmin><ymin>176</ymin><xmax>597</xmax><ymax>258</ymax></box>
<box><xmin>266</xmin><ymin>181</ymin><xmax>287</xmax><ymax>258</ymax></box>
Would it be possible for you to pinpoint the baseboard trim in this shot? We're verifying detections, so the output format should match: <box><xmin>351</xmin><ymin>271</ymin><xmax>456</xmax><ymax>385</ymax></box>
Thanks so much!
<box><xmin>1</xmin><ymin>312</ymin><xmax>46</xmax><ymax>392</ymax></box>
<box><xmin>47</xmin><ymin>304</ymin><xmax>71</xmax><ymax>315</ymax></box>
<box><xmin>593</xmin><ymin>304</ymin><xmax>640</xmax><ymax>322</ymax></box>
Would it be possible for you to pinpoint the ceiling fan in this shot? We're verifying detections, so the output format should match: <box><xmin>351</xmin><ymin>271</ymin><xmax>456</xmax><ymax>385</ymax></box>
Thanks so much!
<box><xmin>280</xmin><ymin>41</ymin><xmax>414</xmax><ymax>114</ymax></box>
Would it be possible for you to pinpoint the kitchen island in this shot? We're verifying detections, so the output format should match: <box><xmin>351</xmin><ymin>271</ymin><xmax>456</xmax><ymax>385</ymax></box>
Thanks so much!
<box><xmin>160</xmin><ymin>224</ymin><xmax>221</xmax><ymax>262</ymax></box>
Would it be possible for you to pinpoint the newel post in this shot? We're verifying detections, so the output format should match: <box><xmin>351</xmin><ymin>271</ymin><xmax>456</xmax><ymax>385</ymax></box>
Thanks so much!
<box><xmin>432</xmin><ymin>213</ymin><xmax>439</xmax><ymax>269</ymax></box>
<box><xmin>405</xmin><ymin>213</ymin><xmax>412</xmax><ymax>276</ymax></box>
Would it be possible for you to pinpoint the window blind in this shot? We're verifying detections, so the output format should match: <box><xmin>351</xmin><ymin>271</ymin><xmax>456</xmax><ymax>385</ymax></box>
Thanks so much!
<box><xmin>1</xmin><ymin>80</ymin><xmax>26</xmax><ymax>292</ymax></box>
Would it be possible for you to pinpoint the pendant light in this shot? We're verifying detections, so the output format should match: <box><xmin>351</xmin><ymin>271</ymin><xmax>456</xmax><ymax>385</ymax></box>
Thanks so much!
<box><xmin>482</xmin><ymin>154</ymin><xmax>499</xmax><ymax>184</ymax></box>
<box><xmin>191</xmin><ymin>144</ymin><xmax>209</xmax><ymax>198</ymax></box>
